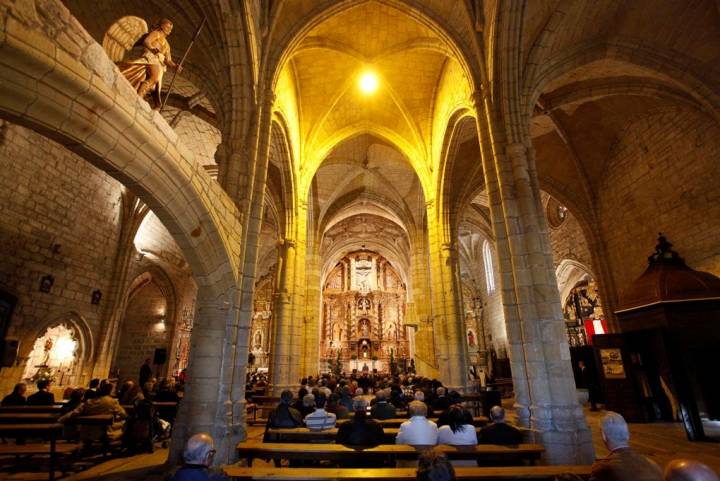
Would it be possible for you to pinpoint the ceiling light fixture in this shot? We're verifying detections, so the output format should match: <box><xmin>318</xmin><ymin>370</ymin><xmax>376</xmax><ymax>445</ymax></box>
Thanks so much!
<box><xmin>359</xmin><ymin>71</ymin><xmax>379</xmax><ymax>94</ymax></box>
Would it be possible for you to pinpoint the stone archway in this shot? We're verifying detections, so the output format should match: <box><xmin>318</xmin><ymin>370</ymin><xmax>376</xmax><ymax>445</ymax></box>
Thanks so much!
<box><xmin>0</xmin><ymin>1</ymin><xmax>245</xmax><ymax>463</ymax></box>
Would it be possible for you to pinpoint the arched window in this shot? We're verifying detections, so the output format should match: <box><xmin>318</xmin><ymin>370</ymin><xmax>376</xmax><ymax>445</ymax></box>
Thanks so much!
<box><xmin>482</xmin><ymin>240</ymin><xmax>495</xmax><ymax>294</ymax></box>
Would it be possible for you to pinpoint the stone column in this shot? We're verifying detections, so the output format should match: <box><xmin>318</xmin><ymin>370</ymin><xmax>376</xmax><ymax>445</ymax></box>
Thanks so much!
<box><xmin>426</xmin><ymin>204</ymin><xmax>469</xmax><ymax>391</ymax></box>
<box><xmin>169</xmin><ymin>283</ymin><xmax>244</xmax><ymax>466</ymax></box>
<box><xmin>302</xmin><ymin>244</ymin><xmax>322</xmax><ymax>376</ymax></box>
<box><xmin>473</xmin><ymin>91</ymin><xmax>594</xmax><ymax>464</ymax></box>
<box><xmin>269</xmin><ymin>238</ymin><xmax>297</xmax><ymax>393</ymax></box>
<box><xmin>438</xmin><ymin>242</ymin><xmax>470</xmax><ymax>391</ymax></box>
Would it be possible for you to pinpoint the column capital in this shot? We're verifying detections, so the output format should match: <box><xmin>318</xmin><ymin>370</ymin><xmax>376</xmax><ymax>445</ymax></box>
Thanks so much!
<box><xmin>279</xmin><ymin>237</ymin><xmax>296</xmax><ymax>249</ymax></box>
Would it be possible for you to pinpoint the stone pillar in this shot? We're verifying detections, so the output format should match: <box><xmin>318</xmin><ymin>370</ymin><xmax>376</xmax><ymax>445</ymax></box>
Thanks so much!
<box><xmin>473</xmin><ymin>91</ymin><xmax>594</xmax><ymax>464</ymax></box>
<box><xmin>438</xmin><ymin>242</ymin><xmax>470</xmax><ymax>391</ymax></box>
<box><xmin>302</xmin><ymin>243</ymin><xmax>321</xmax><ymax>376</ymax></box>
<box><xmin>426</xmin><ymin>204</ymin><xmax>469</xmax><ymax>391</ymax></box>
<box><xmin>169</xmin><ymin>283</ymin><xmax>244</xmax><ymax>466</ymax></box>
<box><xmin>269</xmin><ymin>238</ymin><xmax>297</xmax><ymax>392</ymax></box>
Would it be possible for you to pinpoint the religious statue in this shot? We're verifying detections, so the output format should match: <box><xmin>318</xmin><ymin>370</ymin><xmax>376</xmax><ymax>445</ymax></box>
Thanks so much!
<box><xmin>119</xmin><ymin>19</ymin><xmax>181</xmax><ymax>108</ymax></box>
<box><xmin>467</xmin><ymin>330</ymin><xmax>476</xmax><ymax>347</ymax></box>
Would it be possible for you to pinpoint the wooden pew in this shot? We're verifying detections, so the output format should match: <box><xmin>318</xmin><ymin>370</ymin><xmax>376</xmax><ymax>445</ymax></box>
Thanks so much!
<box><xmin>0</xmin><ymin>423</ymin><xmax>80</xmax><ymax>481</ymax></box>
<box><xmin>265</xmin><ymin>427</ymin><xmax>483</xmax><ymax>444</ymax></box>
<box><xmin>224</xmin><ymin>465</ymin><xmax>592</xmax><ymax>481</ymax></box>
<box><xmin>337</xmin><ymin>416</ymin><xmax>488</xmax><ymax>428</ymax></box>
<box><xmin>0</xmin><ymin>405</ymin><xmax>64</xmax><ymax>414</ymax></box>
<box><xmin>0</xmin><ymin>413</ymin><xmax>59</xmax><ymax>424</ymax></box>
<box><xmin>236</xmin><ymin>442</ymin><xmax>544</xmax><ymax>467</ymax></box>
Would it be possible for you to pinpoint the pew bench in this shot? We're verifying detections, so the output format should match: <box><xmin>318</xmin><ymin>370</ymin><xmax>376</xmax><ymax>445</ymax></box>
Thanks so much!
<box><xmin>0</xmin><ymin>413</ymin><xmax>59</xmax><ymax>424</ymax></box>
<box><xmin>336</xmin><ymin>416</ymin><xmax>488</xmax><ymax>428</ymax></box>
<box><xmin>0</xmin><ymin>405</ymin><xmax>64</xmax><ymax>414</ymax></box>
<box><xmin>237</xmin><ymin>442</ymin><xmax>544</xmax><ymax>467</ymax></box>
<box><xmin>265</xmin><ymin>427</ymin><xmax>482</xmax><ymax>444</ymax></box>
<box><xmin>224</xmin><ymin>465</ymin><xmax>591</xmax><ymax>481</ymax></box>
<box><xmin>0</xmin><ymin>423</ymin><xmax>75</xmax><ymax>481</ymax></box>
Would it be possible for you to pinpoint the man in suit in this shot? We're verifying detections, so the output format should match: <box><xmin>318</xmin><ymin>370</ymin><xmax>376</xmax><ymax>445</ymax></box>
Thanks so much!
<box><xmin>370</xmin><ymin>389</ymin><xmax>397</xmax><ymax>420</ymax></box>
<box><xmin>590</xmin><ymin>412</ymin><xmax>662</xmax><ymax>481</ymax></box>
<box><xmin>337</xmin><ymin>397</ymin><xmax>385</xmax><ymax>446</ymax></box>
<box><xmin>431</xmin><ymin>387</ymin><xmax>450</xmax><ymax>412</ymax></box>
<box><xmin>478</xmin><ymin>406</ymin><xmax>522</xmax><ymax>445</ymax></box>
<box><xmin>396</xmin><ymin>400</ymin><xmax>438</xmax><ymax>445</ymax></box>
<box><xmin>27</xmin><ymin>379</ymin><xmax>55</xmax><ymax>405</ymax></box>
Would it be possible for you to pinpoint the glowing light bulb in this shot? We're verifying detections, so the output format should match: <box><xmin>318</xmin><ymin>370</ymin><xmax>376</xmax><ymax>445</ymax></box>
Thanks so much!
<box><xmin>359</xmin><ymin>71</ymin><xmax>379</xmax><ymax>94</ymax></box>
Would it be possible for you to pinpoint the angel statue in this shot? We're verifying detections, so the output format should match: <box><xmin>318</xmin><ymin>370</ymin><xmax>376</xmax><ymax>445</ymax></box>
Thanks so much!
<box><xmin>103</xmin><ymin>17</ymin><xmax>182</xmax><ymax>108</ymax></box>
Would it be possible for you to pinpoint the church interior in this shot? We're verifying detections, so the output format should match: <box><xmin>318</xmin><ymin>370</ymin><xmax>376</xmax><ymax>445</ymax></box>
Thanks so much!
<box><xmin>0</xmin><ymin>0</ymin><xmax>719</xmax><ymax>479</ymax></box>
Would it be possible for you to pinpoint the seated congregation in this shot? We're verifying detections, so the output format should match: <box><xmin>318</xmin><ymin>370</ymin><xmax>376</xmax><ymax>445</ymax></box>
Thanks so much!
<box><xmin>0</xmin><ymin>375</ymin><xmax>182</xmax><ymax>478</ymax></box>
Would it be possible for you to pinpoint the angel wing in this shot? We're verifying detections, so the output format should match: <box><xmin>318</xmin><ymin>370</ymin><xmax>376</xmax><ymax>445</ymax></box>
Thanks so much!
<box><xmin>102</xmin><ymin>16</ymin><xmax>149</xmax><ymax>63</ymax></box>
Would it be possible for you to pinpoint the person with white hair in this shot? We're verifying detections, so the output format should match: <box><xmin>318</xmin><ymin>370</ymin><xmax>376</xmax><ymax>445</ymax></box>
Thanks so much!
<box><xmin>432</xmin><ymin>387</ymin><xmax>450</xmax><ymax>412</ymax></box>
<box><xmin>396</xmin><ymin>400</ymin><xmax>438</xmax><ymax>445</ymax></box>
<box><xmin>590</xmin><ymin>412</ymin><xmax>662</xmax><ymax>481</ymax></box>
<box><xmin>477</xmin><ymin>405</ymin><xmax>522</xmax><ymax>445</ymax></box>
<box><xmin>167</xmin><ymin>432</ymin><xmax>227</xmax><ymax>480</ymax></box>
<box><xmin>664</xmin><ymin>459</ymin><xmax>720</xmax><ymax>481</ymax></box>
<box><xmin>371</xmin><ymin>388</ymin><xmax>397</xmax><ymax>420</ymax></box>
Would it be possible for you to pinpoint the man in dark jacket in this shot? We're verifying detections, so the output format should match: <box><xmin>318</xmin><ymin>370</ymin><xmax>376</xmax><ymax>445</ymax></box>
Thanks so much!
<box><xmin>370</xmin><ymin>390</ymin><xmax>396</xmax><ymax>420</ymax></box>
<box><xmin>590</xmin><ymin>412</ymin><xmax>662</xmax><ymax>481</ymax></box>
<box><xmin>1</xmin><ymin>382</ymin><xmax>27</xmax><ymax>406</ymax></box>
<box><xmin>27</xmin><ymin>380</ymin><xmax>55</xmax><ymax>405</ymax></box>
<box><xmin>478</xmin><ymin>406</ymin><xmax>522</xmax><ymax>445</ymax></box>
<box><xmin>84</xmin><ymin>378</ymin><xmax>100</xmax><ymax>401</ymax></box>
<box><xmin>267</xmin><ymin>390</ymin><xmax>302</xmax><ymax>428</ymax></box>
<box><xmin>139</xmin><ymin>358</ymin><xmax>153</xmax><ymax>388</ymax></box>
<box><xmin>337</xmin><ymin>397</ymin><xmax>385</xmax><ymax>446</ymax></box>
<box><xmin>167</xmin><ymin>432</ymin><xmax>228</xmax><ymax>481</ymax></box>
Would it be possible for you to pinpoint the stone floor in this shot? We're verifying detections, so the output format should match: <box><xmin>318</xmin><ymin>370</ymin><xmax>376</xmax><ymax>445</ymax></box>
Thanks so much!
<box><xmin>2</xmin><ymin>405</ymin><xmax>718</xmax><ymax>480</ymax></box>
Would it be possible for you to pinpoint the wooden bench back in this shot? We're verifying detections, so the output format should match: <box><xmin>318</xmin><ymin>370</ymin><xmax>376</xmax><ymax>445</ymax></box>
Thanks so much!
<box><xmin>224</xmin><ymin>465</ymin><xmax>591</xmax><ymax>480</ymax></box>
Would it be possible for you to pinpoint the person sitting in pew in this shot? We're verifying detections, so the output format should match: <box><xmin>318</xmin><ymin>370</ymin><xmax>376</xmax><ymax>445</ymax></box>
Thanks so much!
<box><xmin>590</xmin><ymin>412</ymin><xmax>662</xmax><ymax>481</ymax></box>
<box><xmin>326</xmin><ymin>393</ymin><xmax>349</xmax><ymax>420</ymax></box>
<box><xmin>84</xmin><ymin>378</ymin><xmax>100</xmax><ymax>401</ymax></box>
<box><xmin>371</xmin><ymin>389</ymin><xmax>397</xmax><ymax>420</ymax></box>
<box><xmin>438</xmin><ymin>406</ymin><xmax>477</xmax><ymax>446</ymax></box>
<box><xmin>397</xmin><ymin>400</ymin><xmax>438</xmax><ymax>445</ymax></box>
<box><xmin>61</xmin><ymin>388</ymin><xmax>85</xmax><ymax>414</ymax></box>
<box><xmin>59</xmin><ymin>382</ymin><xmax>127</xmax><ymax>440</ymax></box>
<box><xmin>477</xmin><ymin>405</ymin><xmax>522</xmax><ymax>445</ymax></box>
<box><xmin>167</xmin><ymin>432</ymin><xmax>228</xmax><ymax>481</ymax></box>
<box><xmin>336</xmin><ymin>397</ymin><xmax>385</xmax><ymax>446</ymax></box>
<box><xmin>304</xmin><ymin>393</ymin><xmax>336</xmax><ymax>431</ymax></box>
<box><xmin>413</xmin><ymin>391</ymin><xmax>434</xmax><ymax>418</ymax></box>
<box><xmin>27</xmin><ymin>379</ymin><xmax>55</xmax><ymax>405</ymax></box>
<box><xmin>417</xmin><ymin>447</ymin><xmax>456</xmax><ymax>481</ymax></box>
<box><xmin>1</xmin><ymin>382</ymin><xmax>27</xmax><ymax>406</ymax></box>
<box><xmin>267</xmin><ymin>390</ymin><xmax>303</xmax><ymax>429</ymax></box>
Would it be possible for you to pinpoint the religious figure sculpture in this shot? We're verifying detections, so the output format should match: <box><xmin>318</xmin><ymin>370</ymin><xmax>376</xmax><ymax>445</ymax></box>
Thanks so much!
<box><xmin>119</xmin><ymin>19</ymin><xmax>181</xmax><ymax>108</ymax></box>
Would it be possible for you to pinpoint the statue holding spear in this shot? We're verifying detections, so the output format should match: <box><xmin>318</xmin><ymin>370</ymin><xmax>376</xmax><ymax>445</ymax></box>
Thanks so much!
<box><xmin>115</xmin><ymin>17</ymin><xmax>206</xmax><ymax>110</ymax></box>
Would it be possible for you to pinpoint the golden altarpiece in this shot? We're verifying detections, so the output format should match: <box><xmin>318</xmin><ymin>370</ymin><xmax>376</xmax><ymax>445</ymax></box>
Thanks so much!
<box><xmin>320</xmin><ymin>252</ymin><xmax>409</xmax><ymax>373</ymax></box>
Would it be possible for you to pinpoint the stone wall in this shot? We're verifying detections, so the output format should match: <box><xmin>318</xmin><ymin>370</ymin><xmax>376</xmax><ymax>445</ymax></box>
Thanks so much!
<box><xmin>545</xmin><ymin>196</ymin><xmax>594</xmax><ymax>273</ymax></box>
<box><xmin>113</xmin><ymin>280</ymin><xmax>170</xmax><ymax>384</ymax></box>
<box><xmin>0</xmin><ymin>122</ymin><xmax>123</xmax><ymax>394</ymax></box>
<box><xmin>597</xmin><ymin>107</ymin><xmax>720</xmax><ymax>297</ymax></box>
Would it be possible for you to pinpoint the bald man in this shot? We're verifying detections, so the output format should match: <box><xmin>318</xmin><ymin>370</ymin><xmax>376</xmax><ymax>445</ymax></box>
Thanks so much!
<box><xmin>665</xmin><ymin>459</ymin><xmax>719</xmax><ymax>481</ymax></box>
<box><xmin>590</xmin><ymin>412</ymin><xmax>662</xmax><ymax>481</ymax></box>
<box><xmin>167</xmin><ymin>433</ymin><xmax>228</xmax><ymax>481</ymax></box>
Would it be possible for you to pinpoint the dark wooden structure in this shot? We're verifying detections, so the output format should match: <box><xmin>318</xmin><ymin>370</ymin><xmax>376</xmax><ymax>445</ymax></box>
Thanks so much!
<box><xmin>595</xmin><ymin>235</ymin><xmax>720</xmax><ymax>440</ymax></box>
<box><xmin>236</xmin><ymin>442</ymin><xmax>543</xmax><ymax>467</ymax></box>
<box><xmin>224</xmin><ymin>466</ymin><xmax>592</xmax><ymax>481</ymax></box>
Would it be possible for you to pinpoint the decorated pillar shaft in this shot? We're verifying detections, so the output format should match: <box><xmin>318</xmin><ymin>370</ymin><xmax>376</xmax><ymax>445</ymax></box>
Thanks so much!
<box><xmin>474</xmin><ymin>91</ymin><xmax>594</xmax><ymax>464</ymax></box>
